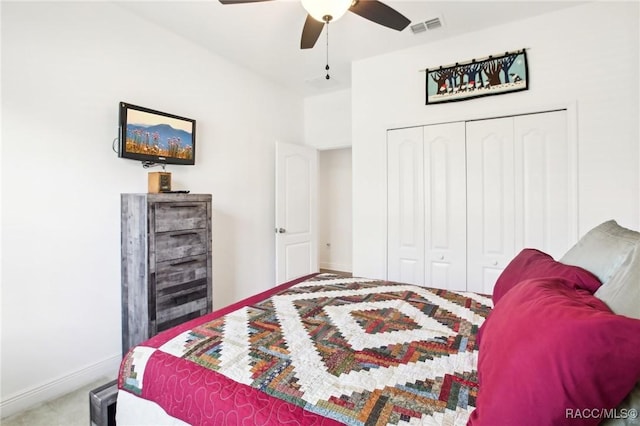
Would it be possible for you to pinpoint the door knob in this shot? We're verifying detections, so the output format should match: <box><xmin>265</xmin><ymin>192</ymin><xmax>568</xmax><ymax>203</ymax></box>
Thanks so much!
<box><xmin>276</xmin><ymin>228</ymin><xmax>286</xmax><ymax>234</ymax></box>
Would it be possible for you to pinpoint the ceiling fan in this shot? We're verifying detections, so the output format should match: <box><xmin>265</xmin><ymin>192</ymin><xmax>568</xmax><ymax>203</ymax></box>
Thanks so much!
<box><xmin>218</xmin><ymin>0</ymin><xmax>411</xmax><ymax>49</ymax></box>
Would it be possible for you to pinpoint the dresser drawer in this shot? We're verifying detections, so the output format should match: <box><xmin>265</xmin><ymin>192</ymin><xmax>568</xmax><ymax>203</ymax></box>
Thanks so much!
<box><xmin>154</xmin><ymin>202</ymin><xmax>207</xmax><ymax>233</ymax></box>
<box><xmin>155</xmin><ymin>229</ymin><xmax>207</xmax><ymax>262</ymax></box>
<box><xmin>155</xmin><ymin>284</ymin><xmax>208</xmax><ymax>331</ymax></box>
<box><xmin>155</xmin><ymin>255</ymin><xmax>208</xmax><ymax>292</ymax></box>
<box><xmin>156</xmin><ymin>279</ymin><xmax>208</xmax><ymax>313</ymax></box>
<box><xmin>154</xmin><ymin>255</ymin><xmax>209</xmax><ymax>332</ymax></box>
<box><xmin>156</xmin><ymin>309</ymin><xmax>204</xmax><ymax>333</ymax></box>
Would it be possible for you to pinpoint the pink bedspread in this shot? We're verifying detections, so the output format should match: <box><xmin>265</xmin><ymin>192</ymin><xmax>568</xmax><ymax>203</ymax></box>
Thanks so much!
<box><xmin>119</xmin><ymin>274</ymin><xmax>491</xmax><ymax>425</ymax></box>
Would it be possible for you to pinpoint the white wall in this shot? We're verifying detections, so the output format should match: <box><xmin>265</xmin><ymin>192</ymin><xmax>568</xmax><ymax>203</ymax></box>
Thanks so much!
<box><xmin>0</xmin><ymin>1</ymin><xmax>303</xmax><ymax>416</ymax></box>
<box><xmin>352</xmin><ymin>2</ymin><xmax>640</xmax><ymax>279</ymax></box>
<box><xmin>318</xmin><ymin>148</ymin><xmax>352</xmax><ymax>272</ymax></box>
<box><xmin>304</xmin><ymin>89</ymin><xmax>352</xmax><ymax>149</ymax></box>
<box><xmin>306</xmin><ymin>90</ymin><xmax>353</xmax><ymax>273</ymax></box>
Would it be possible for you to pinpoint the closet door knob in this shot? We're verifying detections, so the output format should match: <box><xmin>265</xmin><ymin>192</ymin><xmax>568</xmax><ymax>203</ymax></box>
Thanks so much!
<box><xmin>276</xmin><ymin>228</ymin><xmax>286</xmax><ymax>234</ymax></box>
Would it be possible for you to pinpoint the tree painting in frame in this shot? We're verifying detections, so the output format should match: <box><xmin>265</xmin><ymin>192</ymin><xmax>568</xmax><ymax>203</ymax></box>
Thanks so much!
<box><xmin>425</xmin><ymin>50</ymin><xmax>528</xmax><ymax>104</ymax></box>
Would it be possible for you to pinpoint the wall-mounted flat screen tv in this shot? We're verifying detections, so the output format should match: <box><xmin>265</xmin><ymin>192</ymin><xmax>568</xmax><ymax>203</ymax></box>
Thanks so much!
<box><xmin>118</xmin><ymin>102</ymin><xmax>196</xmax><ymax>165</ymax></box>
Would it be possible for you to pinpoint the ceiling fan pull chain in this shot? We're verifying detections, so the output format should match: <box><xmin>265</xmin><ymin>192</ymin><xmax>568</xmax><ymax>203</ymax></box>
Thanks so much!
<box><xmin>325</xmin><ymin>21</ymin><xmax>330</xmax><ymax>80</ymax></box>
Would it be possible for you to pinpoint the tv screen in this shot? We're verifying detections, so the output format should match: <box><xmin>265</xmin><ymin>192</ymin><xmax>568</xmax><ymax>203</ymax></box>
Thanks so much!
<box><xmin>118</xmin><ymin>102</ymin><xmax>196</xmax><ymax>165</ymax></box>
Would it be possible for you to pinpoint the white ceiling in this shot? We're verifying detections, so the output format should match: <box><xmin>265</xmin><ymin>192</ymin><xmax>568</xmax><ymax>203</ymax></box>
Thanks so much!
<box><xmin>115</xmin><ymin>0</ymin><xmax>583</xmax><ymax>96</ymax></box>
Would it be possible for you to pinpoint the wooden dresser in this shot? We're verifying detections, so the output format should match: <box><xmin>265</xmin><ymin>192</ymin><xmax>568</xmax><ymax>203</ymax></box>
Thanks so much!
<box><xmin>121</xmin><ymin>193</ymin><xmax>212</xmax><ymax>355</ymax></box>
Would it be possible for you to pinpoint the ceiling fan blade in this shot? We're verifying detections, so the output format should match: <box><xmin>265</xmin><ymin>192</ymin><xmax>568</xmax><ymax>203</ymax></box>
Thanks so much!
<box><xmin>218</xmin><ymin>0</ymin><xmax>273</xmax><ymax>4</ymax></box>
<box><xmin>349</xmin><ymin>0</ymin><xmax>410</xmax><ymax>31</ymax></box>
<box><xmin>300</xmin><ymin>15</ymin><xmax>325</xmax><ymax>49</ymax></box>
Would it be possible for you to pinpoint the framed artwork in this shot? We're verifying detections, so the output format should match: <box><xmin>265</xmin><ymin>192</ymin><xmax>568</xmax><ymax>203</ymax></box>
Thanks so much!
<box><xmin>425</xmin><ymin>49</ymin><xmax>528</xmax><ymax>105</ymax></box>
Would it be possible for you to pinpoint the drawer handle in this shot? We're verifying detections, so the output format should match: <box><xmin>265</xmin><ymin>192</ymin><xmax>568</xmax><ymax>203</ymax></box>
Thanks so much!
<box><xmin>170</xmin><ymin>259</ymin><xmax>199</xmax><ymax>267</ymax></box>
<box><xmin>173</xmin><ymin>293</ymin><xmax>202</xmax><ymax>305</ymax></box>
<box><xmin>172</xmin><ymin>295</ymin><xmax>189</xmax><ymax>305</ymax></box>
<box><xmin>170</xmin><ymin>232</ymin><xmax>198</xmax><ymax>238</ymax></box>
<box><xmin>169</xmin><ymin>205</ymin><xmax>199</xmax><ymax>208</ymax></box>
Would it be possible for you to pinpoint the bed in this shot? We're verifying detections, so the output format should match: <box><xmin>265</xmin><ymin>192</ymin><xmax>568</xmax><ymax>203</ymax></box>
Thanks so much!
<box><xmin>116</xmin><ymin>220</ymin><xmax>640</xmax><ymax>425</ymax></box>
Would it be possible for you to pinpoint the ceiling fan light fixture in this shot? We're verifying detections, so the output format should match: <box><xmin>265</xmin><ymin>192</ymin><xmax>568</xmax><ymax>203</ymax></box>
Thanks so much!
<box><xmin>301</xmin><ymin>0</ymin><xmax>353</xmax><ymax>23</ymax></box>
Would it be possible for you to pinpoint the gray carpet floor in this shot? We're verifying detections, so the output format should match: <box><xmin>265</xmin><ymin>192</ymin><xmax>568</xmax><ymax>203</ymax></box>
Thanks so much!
<box><xmin>1</xmin><ymin>377</ymin><xmax>113</xmax><ymax>426</ymax></box>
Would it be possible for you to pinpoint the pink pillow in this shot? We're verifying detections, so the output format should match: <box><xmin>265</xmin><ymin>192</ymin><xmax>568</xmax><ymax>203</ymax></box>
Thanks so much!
<box><xmin>492</xmin><ymin>249</ymin><xmax>601</xmax><ymax>305</ymax></box>
<box><xmin>469</xmin><ymin>278</ymin><xmax>640</xmax><ymax>426</ymax></box>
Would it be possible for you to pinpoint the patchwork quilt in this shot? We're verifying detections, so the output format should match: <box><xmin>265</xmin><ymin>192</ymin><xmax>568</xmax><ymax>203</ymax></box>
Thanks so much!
<box><xmin>119</xmin><ymin>274</ymin><xmax>492</xmax><ymax>425</ymax></box>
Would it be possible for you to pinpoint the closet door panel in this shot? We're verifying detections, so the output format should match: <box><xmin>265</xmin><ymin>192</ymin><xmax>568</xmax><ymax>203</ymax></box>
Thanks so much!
<box><xmin>514</xmin><ymin>111</ymin><xmax>572</xmax><ymax>259</ymax></box>
<box><xmin>423</xmin><ymin>122</ymin><xmax>467</xmax><ymax>291</ymax></box>
<box><xmin>388</xmin><ymin>128</ymin><xmax>425</xmax><ymax>285</ymax></box>
<box><xmin>466</xmin><ymin>118</ymin><xmax>515</xmax><ymax>294</ymax></box>
<box><xmin>387</xmin><ymin>110</ymin><xmax>573</xmax><ymax>295</ymax></box>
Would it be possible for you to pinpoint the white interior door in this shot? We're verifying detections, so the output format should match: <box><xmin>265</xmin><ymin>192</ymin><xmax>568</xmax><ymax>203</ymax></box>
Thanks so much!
<box><xmin>275</xmin><ymin>141</ymin><xmax>318</xmax><ymax>284</ymax></box>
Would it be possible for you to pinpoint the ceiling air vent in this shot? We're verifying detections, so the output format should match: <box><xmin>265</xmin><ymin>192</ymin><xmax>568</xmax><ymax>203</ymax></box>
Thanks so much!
<box><xmin>411</xmin><ymin>16</ymin><xmax>443</xmax><ymax>35</ymax></box>
<box><xmin>425</xmin><ymin>17</ymin><xmax>442</xmax><ymax>30</ymax></box>
<box><xmin>410</xmin><ymin>22</ymin><xmax>427</xmax><ymax>34</ymax></box>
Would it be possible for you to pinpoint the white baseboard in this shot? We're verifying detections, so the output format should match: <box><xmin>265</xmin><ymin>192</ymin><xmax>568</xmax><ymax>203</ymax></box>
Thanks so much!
<box><xmin>0</xmin><ymin>354</ymin><xmax>121</xmax><ymax>419</ymax></box>
<box><xmin>319</xmin><ymin>261</ymin><xmax>352</xmax><ymax>273</ymax></box>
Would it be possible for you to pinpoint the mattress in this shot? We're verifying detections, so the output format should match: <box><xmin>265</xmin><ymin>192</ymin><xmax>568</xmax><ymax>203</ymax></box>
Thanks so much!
<box><xmin>117</xmin><ymin>273</ymin><xmax>492</xmax><ymax>425</ymax></box>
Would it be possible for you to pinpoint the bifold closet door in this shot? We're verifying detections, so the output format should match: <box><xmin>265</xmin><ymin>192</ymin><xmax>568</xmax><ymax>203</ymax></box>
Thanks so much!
<box><xmin>387</xmin><ymin>123</ymin><xmax>466</xmax><ymax>289</ymax></box>
<box><xmin>466</xmin><ymin>118</ymin><xmax>516</xmax><ymax>295</ymax></box>
<box><xmin>388</xmin><ymin>110</ymin><xmax>572</xmax><ymax>293</ymax></box>
<box><xmin>466</xmin><ymin>110</ymin><xmax>572</xmax><ymax>295</ymax></box>
<box><xmin>388</xmin><ymin>127</ymin><xmax>425</xmax><ymax>285</ymax></box>
<box><xmin>513</xmin><ymin>111</ymin><xmax>572</xmax><ymax>259</ymax></box>
<box><xmin>423</xmin><ymin>123</ymin><xmax>466</xmax><ymax>291</ymax></box>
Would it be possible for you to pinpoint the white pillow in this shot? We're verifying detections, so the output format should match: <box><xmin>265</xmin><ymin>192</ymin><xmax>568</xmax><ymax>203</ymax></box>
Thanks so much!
<box><xmin>594</xmin><ymin>244</ymin><xmax>640</xmax><ymax>319</ymax></box>
<box><xmin>560</xmin><ymin>220</ymin><xmax>640</xmax><ymax>285</ymax></box>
